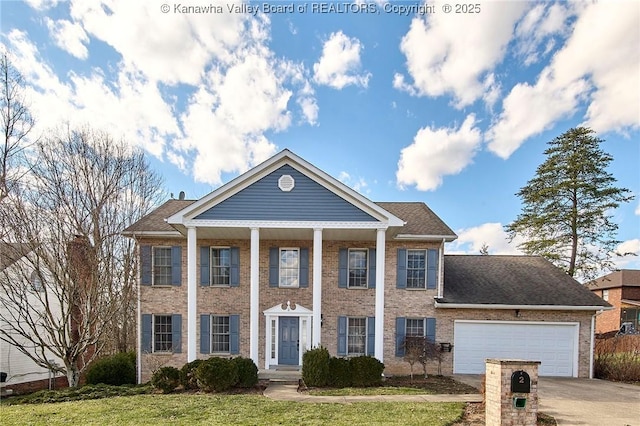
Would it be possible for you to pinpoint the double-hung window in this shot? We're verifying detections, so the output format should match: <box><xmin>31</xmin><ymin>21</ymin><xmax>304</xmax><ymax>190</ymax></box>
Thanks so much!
<box><xmin>153</xmin><ymin>315</ymin><xmax>173</xmax><ymax>352</ymax></box>
<box><xmin>406</xmin><ymin>250</ymin><xmax>426</xmax><ymax>289</ymax></box>
<box><xmin>406</xmin><ymin>318</ymin><xmax>425</xmax><ymax>337</ymax></box>
<box><xmin>348</xmin><ymin>249</ymin><xmax>368</xmax><ymax>288</ymax></box>
<box><xmin>279</xmin><ymin>248</ymin><xmax>300</xmax><ymax>288</ymax></box>
<box><xmin>211</xmin><ymin>248</ymin><xmax>230</xmax><ymax>286</ymax></box>
<box><xmin>347</xmin><ymin>317</ymin><xmax>367</xmax><ymax>355</ymax></box>
<box><xmin>153</xmin><ymin>247</ymin><xmax>172</xmax><ymax>285</ymax></box>
<box><xmin>211</xmin><ymin>315</ymin><xmax>230</xmax><ymax>353</ymax></box>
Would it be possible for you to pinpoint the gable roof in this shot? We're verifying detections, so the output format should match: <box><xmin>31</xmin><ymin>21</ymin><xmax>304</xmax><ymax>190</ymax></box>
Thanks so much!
<box><xmin>586</xmin><ymin>269</ymin><xmax>640</xmax><ymax>290</ymax></box>
<box><xmin>436</xmin><ymin>255</ymin><xmax>610</xmax><ymax>310</ymax></box>
<box><xmin>165</xmin><ymin>149</ymin><xmax>405</xmax><ymax>228</ymax></box>
<box><xmin>123</xmin><ymin>200</ymin><xmax>195</xmax><ymax>235</ymax></box>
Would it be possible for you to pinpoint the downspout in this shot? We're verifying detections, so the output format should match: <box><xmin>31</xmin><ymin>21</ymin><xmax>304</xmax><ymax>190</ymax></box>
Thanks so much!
<box><xmin>437</xmin><ymin>238</ymin><xmax>445</xmax><ymax>299</ymax></box>
<box><xmin>589</xmin><ymin>309</ymin><xmax>604</xmax><ymax>379</ymax></box>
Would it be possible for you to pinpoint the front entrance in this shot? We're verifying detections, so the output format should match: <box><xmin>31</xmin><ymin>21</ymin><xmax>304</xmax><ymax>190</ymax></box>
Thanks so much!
<box><xmin>278</xmin><ymin>317</ymin><xmax>299</xmax><ymax>365</ymax></box>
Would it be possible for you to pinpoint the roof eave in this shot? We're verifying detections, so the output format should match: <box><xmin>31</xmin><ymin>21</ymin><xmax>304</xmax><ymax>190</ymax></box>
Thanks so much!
<box><xmin>434</xmin><ymin>301</ymin><xmax>613</xmax><ymax>311</ymax></box>
<box><xmin>121</xmin><ymin>230</ymin><xmax>184</xmax><ymax>238</ymax></box>
<box><xmin>394</xmin><ymin>234</ymin><xmax>458</xmax><ymax>242</ymax></box>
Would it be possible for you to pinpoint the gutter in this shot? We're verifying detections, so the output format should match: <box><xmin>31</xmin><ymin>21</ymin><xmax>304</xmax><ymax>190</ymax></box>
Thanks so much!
<box><xmin>434</xmin><ymin>301</ymin><xmax>614</xmax><ymax>311</ymax></box>
<box><xmin>394</xmin><ymin>234</ymin><xmax>457</xmax><ymax>241</ymax></box>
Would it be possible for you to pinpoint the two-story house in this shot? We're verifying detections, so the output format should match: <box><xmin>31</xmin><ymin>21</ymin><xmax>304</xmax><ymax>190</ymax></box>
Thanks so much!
<box><xmin>124</xmin><ymin>150</ymin><xmax>610</xmax><ymax>381</ymax></box>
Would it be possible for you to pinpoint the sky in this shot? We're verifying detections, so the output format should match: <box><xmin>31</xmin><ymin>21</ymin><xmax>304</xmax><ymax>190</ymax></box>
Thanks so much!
<box><xmin>1</xmin><ymin>0</ymin><xmax>639</xmax><ymax>277</ymax></box>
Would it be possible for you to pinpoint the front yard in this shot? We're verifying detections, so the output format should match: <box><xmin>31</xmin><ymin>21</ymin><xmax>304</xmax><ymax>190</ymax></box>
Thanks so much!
<box><xmin>0</xmin><ymin>393</ymin><xmax>465</xmax><ymax>426</ymax></box>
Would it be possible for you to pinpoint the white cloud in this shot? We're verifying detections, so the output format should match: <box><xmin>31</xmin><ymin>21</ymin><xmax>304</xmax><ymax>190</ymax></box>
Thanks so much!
<box><xmin>24</xmin><ymin>0</ymin><xmax>60</xmax><ymax>10</ymax></box>
<box><xmin>635</xmin><ymin>203</ymin><xmax>640</xmax><ymax>216</ymax></box>
<box><xmin>447</xmin><ymin>223</ymin><xmax>524</xmax><ymax>255</ymax></box>
<box><xmin>612</xmin><ymin>239</ymin><xmax>640</xmax><ymax>270</ymax></box>
<box><xmin>313</xmin><ymin>31</ymin><xmax>370</xmax><ymax>89</ymax></box>
<box><xmin>44</xmin><ymin>18</ymin><xmax>89</xmax><ymax>59</ymax></box>
<box><xmin>394</xmin><ymin>1</ymin><xmax>528</xmax><ymax>108</ymax></box>
<box><xmin>514</xmin><ymin>2</ymin><xmax>571</xmax><ymax>66</ymax></box>
<box><xmin>487</xmin><ymin>1</ymin><xmax>640</xmax><ymax>159</ymax></box>
<box><xmin>338</xmin><ymin>171</ymin><xmax>369</xmax><ymax>194</ymax></box>
<box><xmin>396</xmin><ymin>114</ymin><xmax>481</xmax><ymax>191</ymax></box>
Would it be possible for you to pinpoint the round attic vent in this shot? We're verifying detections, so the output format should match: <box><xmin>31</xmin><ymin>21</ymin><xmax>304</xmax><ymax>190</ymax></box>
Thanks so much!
<box><xmin>278</xmin><ymin>174</ymin><xmax>295</xmax><ymax>192</ymax></box>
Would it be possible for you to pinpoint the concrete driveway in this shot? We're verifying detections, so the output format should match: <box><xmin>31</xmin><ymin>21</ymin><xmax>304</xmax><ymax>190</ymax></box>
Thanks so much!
<box><xmin>453</xmin><ymin>375</ymin><xmax>640</xmax><ymax>425</ymax></box>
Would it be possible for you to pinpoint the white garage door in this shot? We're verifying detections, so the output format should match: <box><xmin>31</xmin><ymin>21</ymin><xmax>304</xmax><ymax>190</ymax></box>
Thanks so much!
<box><xmin>453</xmin><ymin>321</ymin><xmax>577</xmax><ymax>377</ymax></box>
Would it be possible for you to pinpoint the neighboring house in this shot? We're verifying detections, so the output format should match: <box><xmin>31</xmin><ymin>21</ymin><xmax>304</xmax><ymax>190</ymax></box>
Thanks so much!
<box><xmin>587</xmin><ymin>270</ymin><xmax>640</xmax><ymax>334</ymax></box>
<box><xmin>0</xmin><ymin>243</ymin><xmax>64</xmax><ymax>392</ymax></box>
<box><xmin>123</xmin><ymin>149</ymin><xmax>610</xmax><ymax>382</ymax></box>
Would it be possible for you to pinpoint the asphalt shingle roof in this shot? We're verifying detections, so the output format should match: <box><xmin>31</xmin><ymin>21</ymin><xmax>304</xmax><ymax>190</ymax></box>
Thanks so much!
<box><xmin>586</xmin><ymin>269</ymin><xmax>640</xmax><ymax>290</ymax></box>
<box><xmin>123</xmin><ymin>199</ymin><xmax>195</xmax><ymax>234</ymax></box>
<box><xmin>439</xmin><ymin>255</ymin><xmax>611</xmax><ymax>307</ymax></box>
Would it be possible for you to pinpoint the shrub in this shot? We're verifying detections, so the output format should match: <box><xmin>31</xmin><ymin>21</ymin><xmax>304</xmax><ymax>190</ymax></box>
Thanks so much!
<box><xmin>349</xmin><ymin>355</ymin><xmax>384</xmax><ymax>387</ymax></box>
<box><xmin>302</xmin><ymin>346</ymin><xmax>330</xmax><ymax>387</ymax></box>
<box><xmin>328</xmin><ymin>357</ymin><xmax>352</xmax><ymax>388</ymax></box>
<box><xmin>151</xmin><ymin>366</ymin><xmax>181</xmax><ymax>393</ymax></box>
<box><xmin>180</xmin><ymin>359</ymin><xmax>204</xmax><ymax>390</ymax></box>
<box><xmin>85</xmin><ymin>352</ymin><xmax>136</xmax><ymax>386</ymax></box>
<box><xmin>233</xmin><ymin>357</ymin><xmax>258</xmax><ymax>388</ymax></box>
<box><xmin>595</xmin><ymin>335</ymin><xmax>640</xmax><ymax>382</ymax></box>
<box><xmin>195</xmin><ymin>357</ymin><xmax>239</xmax><ymax>392</ymax></box>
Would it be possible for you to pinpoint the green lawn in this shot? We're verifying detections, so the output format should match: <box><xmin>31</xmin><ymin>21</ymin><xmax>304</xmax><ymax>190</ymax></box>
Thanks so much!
<box><xmin>0</xmin><ymin>394</ymin><xmax>464</xmax><ymax>426</ymax></box>
<box><xmin>310</xmin><ymin>386</ymin><xmax>435</xmax><ymax>396</ymax></box>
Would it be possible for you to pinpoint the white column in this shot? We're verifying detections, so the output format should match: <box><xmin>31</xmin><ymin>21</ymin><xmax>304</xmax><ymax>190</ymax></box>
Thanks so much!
<box><xmin>187</xmin><ymin>226</ymin><xmax>197</xmax><ymax>362</ymax></box>
<box><xmin>250</xmin><ymin>228</ymin><xmax>260</xmax><ymax>365</ymax></box>
<box><xmin>312</xmin><ymin>228</ymin><xmax>323</xmax><ymax>347</ymax></box>
<box><xmin>374</xmin><ymin>228</ymin><xmax>386</xmax><ymax>363</ymax></box>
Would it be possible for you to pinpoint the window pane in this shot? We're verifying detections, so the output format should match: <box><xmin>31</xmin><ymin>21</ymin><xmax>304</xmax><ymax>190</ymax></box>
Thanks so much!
<box><xmin>279</xmin><ymin>249</ymin><xmax>299</xmax><ymax>287</ymax></box>
<box><xmin>211</xmin><ymin>248</ymin><xmax>230</xmax><ymax>285</ymax></box>
<box><xmin>348</xmin><ymin>250</ymin><xmax>367</xmax><ymax>288</ymax></box>
<box><xmin>153</xmin><ymin>247</ymin><xmax>172</xmax><ymax>285</ymax></box>
<box><xmin>347</xmin><ymin>317</ymin><xmax>366</xmax><ymax>355</ymax></box>
<box><xmin>212</xmin><ymin>316</ymin><xmax>230</xmax><ymax>353</ymax></box>
<box><xmin>406</xmin><ymin>250</ymin><xmax>426</xmax><ymax>289</ymax></box>
<box><xmin>154</xmin><ymin>315</ymin><xmax>173</xmax><ymax>352</ymax></box>
<box><xmin>406</xmin><ymin>318</ymin><xmax>424</xmax><ymax>337</ymax></box>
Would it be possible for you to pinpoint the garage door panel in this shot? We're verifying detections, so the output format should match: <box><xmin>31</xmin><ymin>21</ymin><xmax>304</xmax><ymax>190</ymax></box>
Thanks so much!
<box><xmin>453</xmin><ymin>322</ymin><xmax>576</xmax><ymax>377</ymax></box>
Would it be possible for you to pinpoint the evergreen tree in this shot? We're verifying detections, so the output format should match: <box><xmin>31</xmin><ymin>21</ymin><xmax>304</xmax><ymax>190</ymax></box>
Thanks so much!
<box><xmin>506</xmin><ymin>127</ymin><xmax>633</xmax><ymax>280</ymax></box>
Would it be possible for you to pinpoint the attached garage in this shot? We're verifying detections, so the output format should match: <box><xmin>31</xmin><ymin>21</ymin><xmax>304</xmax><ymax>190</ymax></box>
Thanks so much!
<box><xmin>453</xmin><ymin>320</ymin><xmax>579</xmax><ymax>377</ymax></box>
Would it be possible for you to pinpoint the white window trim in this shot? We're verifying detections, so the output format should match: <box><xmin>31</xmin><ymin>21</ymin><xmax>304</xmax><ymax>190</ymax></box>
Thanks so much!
<box><xmin>602</xmin><ymin>289</ymin><xmax>609</xmax><ymax>301</ymax></box>
<box><xmin>347</xmin><ymin>248</ymin><xmax>369</xmax><ymax>289</ymax></box>
<box><xmin>347</xmin><ymin>316</ymin><xmax>367</xmax><ymax>356</ymax></box>
<box><xmin>405</xmin><ymin>317</ymin><xmax>426</xmax><ymax>337</ymax></box>
<box><xmin>152</xmin><ymin>246</ymin><xmax>172</xmax><ymax>287</ymax></box>
<box><xmin>210</xmin><ymin>246</ymin><xmax>231</xmax><ymax>287</ymax></box>
<box><xmin>279</xmin><ymin>247</ymin><xmax>300</xmax><ymax>288</ymax></box>
<box><xmin>210</xmin><ymin>314</ymin><xmax>231</xmax><ymax>354</ymax></box>
<box><xmin>153</xmin><ymin>314</ymin><xmax>173</xmax><ymax>353</ymax></box>
<box><xmin>406</xmin><ymin>249</ymin><xmax>427</xmax><ymax>290</ymax></box>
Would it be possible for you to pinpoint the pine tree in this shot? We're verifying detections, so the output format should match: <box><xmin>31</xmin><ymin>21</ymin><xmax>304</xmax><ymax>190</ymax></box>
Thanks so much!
<box><xmin>506</xmin><ymin>127</ymin><xmax>633</xmax><ymax>280</ymax></box>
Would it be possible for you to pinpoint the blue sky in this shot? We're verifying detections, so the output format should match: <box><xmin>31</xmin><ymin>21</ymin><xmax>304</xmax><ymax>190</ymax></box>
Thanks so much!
<box><xmin>2</xmin><ymin>0</ymin><xmax>639</xmax><ymax>275</ymax></box>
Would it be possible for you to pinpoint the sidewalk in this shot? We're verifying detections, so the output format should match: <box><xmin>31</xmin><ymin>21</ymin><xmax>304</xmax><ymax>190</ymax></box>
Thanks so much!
<box><xmin>263</xmin><ymin>383</ymin><xmax>483</xmax><ymax>404</ymax></box>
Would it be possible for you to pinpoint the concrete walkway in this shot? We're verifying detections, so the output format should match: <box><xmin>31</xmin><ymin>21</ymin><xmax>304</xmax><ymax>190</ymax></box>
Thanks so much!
<box><xmin>263</xmin><ymin>382</ymin><xmax>482</xmax><ymax>404</ymax></box>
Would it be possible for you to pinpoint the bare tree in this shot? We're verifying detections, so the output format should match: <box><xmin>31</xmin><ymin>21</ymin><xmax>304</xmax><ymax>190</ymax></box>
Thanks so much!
<box><xmin>0</xmin><ymin>126</ymin><xmax>164</xmax><ymax>386</ymax></box>
<box><xmin>0</xmin><ymin>52</ymin><xmax>35</xmax><ymax>202</ymax></box>
<box><xmin>403</xmin><ymin>336</ymin><xmax>442</xmax><ymax>380</ymax></box>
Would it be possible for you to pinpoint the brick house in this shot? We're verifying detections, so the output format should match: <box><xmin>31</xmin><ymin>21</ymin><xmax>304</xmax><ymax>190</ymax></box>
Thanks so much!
<box><xmin>123</xmin><ymin>150</ymin><xmax>610</xmax><ymax>382</ymax></box>
<box><xmin>587</xmin><ymin>270</ymin><xmax>640</xmax><ymax>334</ymax></box>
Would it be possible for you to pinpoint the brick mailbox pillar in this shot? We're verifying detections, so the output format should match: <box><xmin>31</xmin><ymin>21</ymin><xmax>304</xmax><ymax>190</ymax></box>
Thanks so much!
<box><xmin>485</xmin><ymin>359</ymin><xmax>540</xmax><ymax>426</ymax></box>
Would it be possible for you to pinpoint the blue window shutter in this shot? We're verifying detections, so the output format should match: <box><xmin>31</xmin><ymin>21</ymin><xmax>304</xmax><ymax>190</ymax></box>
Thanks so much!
<box><xmin>397</xmin><ymin>249</ymin><xmax>407</xmax><ymax>289</ymax></box>
<box><xmin>141</xmin><ymin>314</ymin><xmax>152</xmax><ymax>353</ymax></box>
<box><xmin>426</xmin><ymin>317</ymin><xmax>436</xmax><ymax>342</ymax></box>
<box><xmin>140</xmin><ymin>246</ymin><xmax>151</xmax><ymax>286</ymax></box>
<box><xmin>200</xmin><ymin>314</ymin><xmax>210</xmax><ymax>354</ymax></box>
<box><xmin>171</xmin><ymin>246</ymin><xmax>182</xmax><ymax>286</ymax></box>
<box><xmin>230</xmin><ymin>315</ymin><xmax>240</xmax><ymax>354</ymax></box>
<box><xmin>337</xmin><ymin>316</ymin><xmax>347</xmax><ymax>356</ymax></box>
<box><xmin>427</xmin><ymin>249</ymin><xmax>438</xmax><ymax>290</ymax></box>
<box><xmin>172</xmin><ymin>314</ymin><xmax>182</xmax><ymax>353</ymax></box>
<box><xmin>230</xmin><ymin>247</ymin><xmax>240</xmax><ymax>287</ymax></box>
<box><xmin>366</xmin><ymin>317</ymin><xmax>375</xmax><ymax>356</ymax></box>
<box><xmin>269</xmin><ymin>248</ymin><xmax>279</xmax><ymax>287</ymax></box>
<box><xmin>368</xmin><ymin>249</ymin><xmax>376</xmax><ymax>289</ymax></box>
<box><xmin>299</xmin><ymin>248</ymin><xmax>309</xmax><ymax>288</ymax></box>
<box><xmin>200</xmin><ymin>246</ymin><xmax>210</xmax><ymax>286</ymax></box>
<box><xmin>338</xmin><ymin>249</ymin><xmax>348</xmax><ymax>288</ymax></box>
<box><xmin>395</xmin><ymin>317</ymin><xmax>406</xmax><ymax>357</ymax></box>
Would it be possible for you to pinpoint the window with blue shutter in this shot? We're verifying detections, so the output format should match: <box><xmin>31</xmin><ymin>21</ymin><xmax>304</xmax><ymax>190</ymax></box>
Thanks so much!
<box><xmin>338</xmin><ymin>249</ymin><xmax>348</xmax><ymax>288</ymax></box>
<box><xmin>397</xmin><ymin>249</ymin><xmax>407</xmax><ymax>289</ymax></box>
<box><xmin>395</xmin><ymin>317</ymin><xmax>406</xmax><ymax>357</ymax></box>
<box><xmin>140</xmin><ymin>246</ymin><xmax>152</xmax><ymax>286</ymax></box>
<box><xmin>141</xmin><ymin>314</ymin><xmax>152</xmax><ymax>352</ymax></box>
<box><xmin>172</xmin><ymin>314</ymin><xmax>182</xmax><ymax>353</ymax></box>
<box><xmin>368</xmin><ymin>249</ymin><xmax>376</xmax><ymax>289</ymax></box>
<box><xmin>200</xmin><ymin>314</ymin><xmax>210</xmax><ymax>354</ymax></box>
<box><xmin>398</xmin><ymin>248</ymin><xmax>439</xmax><ymax>290</ymax></box>
<box><xmin>427</xmin><ymin>249</ymin><xmax>438</xmax><ymax>290</ymax></box>
<box><xmin>200</xmin><ymin>246</ymin><xmax>210</xmax><ymax>286</ymax></box>
<box><xmin>230</xmin><ymin>247</ymin><xmax>240</xmax><ymax>287</ymax></box>
<box><xmin>426</xmin><ymin>317</ymin><xmax>436</xmax><ymax>342</ymax></box>
<box><xmin>299</xmin><ymin>248</ymin><xmax>309</xmax><ymax>288</ymax></box>
<box><xmin>269</xmin><ymin>248</ymin><xmax>279</xmax><ymax>287</ymax></box>
<box><xmin>366</xmin><ymin>317</ymin><xmax>375</xmax><ymax>356</ymax></box>
<box><xmin>171</xmin><ymin>246</ymin><xmax>182</xmax><ymax>286</ymax></box>
<box><xmin>337</xmin><ymin>316</ymin><xmax>347</xmax><ymax>356</ymax></box>
<box><xmin>229</xmin><ymin>314</ymin><xmax>240</xmax><ymax>355</ymax></box>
